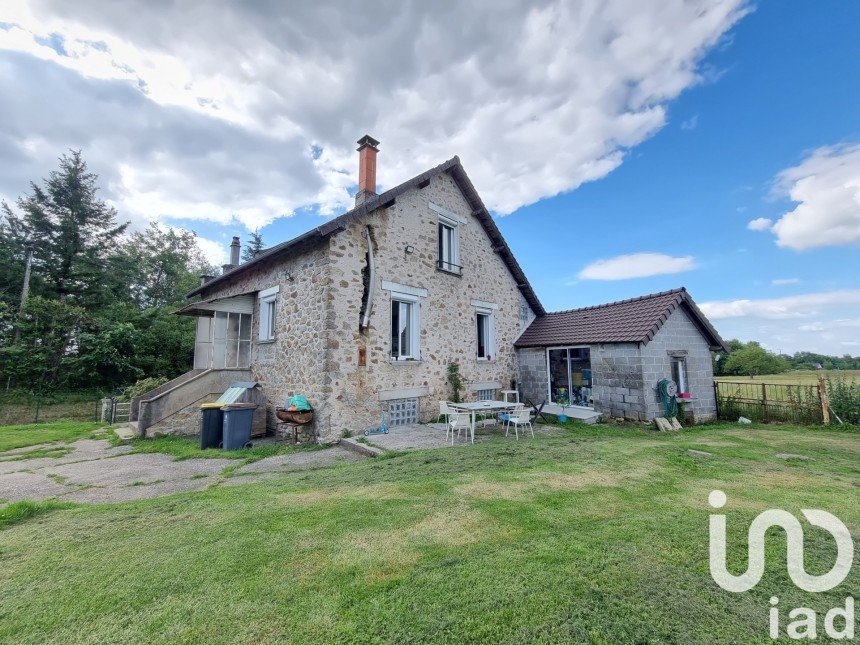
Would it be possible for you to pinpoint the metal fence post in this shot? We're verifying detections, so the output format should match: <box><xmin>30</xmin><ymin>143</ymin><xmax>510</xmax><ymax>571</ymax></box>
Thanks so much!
<box><xmin>761</xmin><ymin>383</ymin><xmax>768</xmax><ymax>424</ymax></box>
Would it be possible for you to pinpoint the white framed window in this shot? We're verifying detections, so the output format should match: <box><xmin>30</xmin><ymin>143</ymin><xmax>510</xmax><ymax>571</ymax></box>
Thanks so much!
<box><xmin>382</xmin><ymin>281</ymin><xmax>426</xmax><ymax>362</ymax></box>
<box><xmin>258</xmin><ymin>285</ymin><xmax>279</xmax><ymax>342</ymax></box>
<box><xmin>437</xmin><ymin>215</ymin><xmax>460</xmax><ymax>274</ymax></box>
<box><xmin>671</xmin><ymin>356</ymin><xmax>688</xmax><ymax>394</ymax></box>
<box><xmin>390</xmin><ymin>295</ymin><xmax>420</xmax><ymax>360</ymax></box>
<box><xmin>475</xmin><ymin>307</ymin><xmax>495</xmax><ymax>361</ymax></box>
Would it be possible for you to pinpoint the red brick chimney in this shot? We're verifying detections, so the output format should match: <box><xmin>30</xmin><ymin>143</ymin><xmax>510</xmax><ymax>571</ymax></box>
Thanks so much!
<box><xmin>355</xmin><ymin>134</ymin><xmax>379</xmax><ymax>205</ymax></box>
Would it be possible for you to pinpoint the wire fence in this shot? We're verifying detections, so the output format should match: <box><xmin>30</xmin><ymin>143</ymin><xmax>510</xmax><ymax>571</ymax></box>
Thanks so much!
<box><xmin>0</xmin><ymin>391</ymin><xmax>105</xmax><ymax>426</ymax></box>
<box><xmin>714</xmin><ymin>380</ymin><xmax>825</xmax><ymax>424</ymax></box>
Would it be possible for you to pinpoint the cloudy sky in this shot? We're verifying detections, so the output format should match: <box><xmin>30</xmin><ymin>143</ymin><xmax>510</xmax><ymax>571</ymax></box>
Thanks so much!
<box><xmin>1</xmin><ymin>0</ymin><xmax>859</xmax><ymax>355</ymax></box>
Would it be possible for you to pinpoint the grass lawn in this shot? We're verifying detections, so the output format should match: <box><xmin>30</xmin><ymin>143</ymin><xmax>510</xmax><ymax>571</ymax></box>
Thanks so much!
<box><xmin>0</xmin><ymin>421</ymin><xmax>104</xmax><ymax>452</ymax></box>
<box><xmin>0</xmin><ymin>423</ymin><xmax>857</xmax><ymax>643</ymax></box>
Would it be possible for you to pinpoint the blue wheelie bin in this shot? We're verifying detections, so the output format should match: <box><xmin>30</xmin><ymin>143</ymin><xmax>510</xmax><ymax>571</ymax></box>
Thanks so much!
<box><xmin>221</xmin><ymin>402</ymin><xmax>257</xmax><ymax>450</ymax></box>
<box><xmin>200</xmin><ymin>402</ymin><xmax>225</xmax><ymax>449</ymax></box>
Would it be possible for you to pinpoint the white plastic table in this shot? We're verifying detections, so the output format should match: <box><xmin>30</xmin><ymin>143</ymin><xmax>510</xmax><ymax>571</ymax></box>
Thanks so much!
<box><xmin>449</xmin><ymin>401</ymin><xmax>517</xmax><ymax>444</ymax></box>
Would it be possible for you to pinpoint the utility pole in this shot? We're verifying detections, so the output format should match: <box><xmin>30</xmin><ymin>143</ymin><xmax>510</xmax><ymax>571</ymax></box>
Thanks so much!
<box><xmin>7</xmin><ymin>247</ymin><xmax>33</xmax><ymax>391</ymax></box>
<box><xmin>13</xmin><ymin>246</ymin><xmax>34</xmax><ymax>343</ymax></box>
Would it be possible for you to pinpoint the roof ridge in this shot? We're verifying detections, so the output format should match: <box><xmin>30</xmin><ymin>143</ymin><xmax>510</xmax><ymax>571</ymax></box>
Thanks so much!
<box><xmin>546</xmin><ymin>287</ymin><xmax>686</xmax><ymax>316</ymax></box>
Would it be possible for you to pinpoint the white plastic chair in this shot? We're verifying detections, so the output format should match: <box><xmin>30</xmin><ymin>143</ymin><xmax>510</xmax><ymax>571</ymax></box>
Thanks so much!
<box><xmin>499</xmin><ymin>403</ymin><xmax>524</xmax><ymax>429</ymax></box>
<box><xmin>439</xmin><ymin>400</ymin><xmax>454</xmax><ymax>426</ymax></box>
<box><xmin>505</xmin><ymin>408</ymin><xmax>534</xmax><ymax>440</ymax></box>
<box><xmin>447</xmin><ymin>412</ymin><xmax>472</xmax><ymax>445</ymax></box>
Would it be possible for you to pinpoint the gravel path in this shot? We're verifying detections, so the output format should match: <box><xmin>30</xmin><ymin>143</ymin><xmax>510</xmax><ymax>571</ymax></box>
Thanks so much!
<box><xmin>0</xmin><ymin>437</ymin><xmax>363</xmax><ymax>504</ymax></box>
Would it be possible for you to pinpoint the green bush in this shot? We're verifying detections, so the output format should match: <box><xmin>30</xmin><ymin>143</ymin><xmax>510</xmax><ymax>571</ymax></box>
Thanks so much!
<box><xmin>119</xmin><ymin>376</ymin><xmax>169</xmax><ymax>401</ymax></box>
<box><xmin>827</xmin><ymin>376</ymin><xmax>860</xmax><ymax>424</ymax></box>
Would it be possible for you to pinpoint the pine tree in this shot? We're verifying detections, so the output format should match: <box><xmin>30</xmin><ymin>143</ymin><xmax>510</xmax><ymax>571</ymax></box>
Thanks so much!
<box><xmin>2</xmin><ymin>150</ymin><xmax>128</xmax><ymax>307</ymax></box>
<box><xmin>242</xmin><ymin>229</ymin><xmax>265</xmax><ymax>262</ymax></box>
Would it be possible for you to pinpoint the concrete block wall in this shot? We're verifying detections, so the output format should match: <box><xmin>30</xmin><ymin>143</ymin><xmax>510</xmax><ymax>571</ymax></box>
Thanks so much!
<box><xmin>640</xmin><ymin>306</ymin><xmax>717</xmax><ymax>421</ymax></box>
<box><xmin>590</xmin><ymin>343</ymin><xmax>646</xmax><ymax>420</ymax></box>
<box><xmin>516</xmin><ymin>348</ymin><xmax>548</xmax><ymax>404</ymax></box>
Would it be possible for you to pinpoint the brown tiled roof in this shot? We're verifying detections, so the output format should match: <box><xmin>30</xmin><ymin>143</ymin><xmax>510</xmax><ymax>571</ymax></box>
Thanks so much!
<box><xmin>514</xmin><ymin>288</ymin><xmax>728</xmax><ymax>351</ymax></box>
<box><xmin>186</xmin><ymin>157</ymin><xmax>545</xmax><ymax>316</ymax></box>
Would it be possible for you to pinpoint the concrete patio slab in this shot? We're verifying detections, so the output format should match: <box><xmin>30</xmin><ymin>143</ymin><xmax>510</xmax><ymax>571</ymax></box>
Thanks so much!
<box><xmin>362</xmin><ymin>422</ymin><xmax>566</xmax><ymax>451</ymax></box>
<box><xmin>45</xmin><ymin>453</ymin><xmax>234</xmax><ymax>486</ymax></box>
<box><xmin>236</xmin><ymin>447</ymin><xmax>362</xmax><ymax>474</ymax></box>
<box><xmin>0</xmin><ymin>437</ymin><xmax>366</xmax><ymax>504</ymax></box>
<box><xmin>0</xmin><ymin>471</ymin><xmax>74</xmax><ymax>502</ymax></box>
<box><xmin>0</xmin><ymin>439</ymin><xmax>133</xmax><ymax>475</ymax></box>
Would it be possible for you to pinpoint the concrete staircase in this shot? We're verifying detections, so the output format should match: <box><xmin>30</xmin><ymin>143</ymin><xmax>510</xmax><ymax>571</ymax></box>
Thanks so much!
<box><xmin>132</xmin><ymin>368</ymin><xmax>253</xmax><ymax>437</ymax></box>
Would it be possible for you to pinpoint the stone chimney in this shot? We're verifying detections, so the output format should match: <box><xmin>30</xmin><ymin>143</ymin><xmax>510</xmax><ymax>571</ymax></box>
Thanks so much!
<box><xmin>222</xmin><ymin>236</ymin><xmax>241</xmax><ymax>274</ymax></box>
<box><xmin>355</xmin><ymin>134</ymin><xmax>380</xmax><ymax>205</ymax></box>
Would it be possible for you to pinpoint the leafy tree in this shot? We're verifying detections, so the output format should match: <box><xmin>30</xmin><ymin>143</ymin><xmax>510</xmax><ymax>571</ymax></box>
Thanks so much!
<box><xmin>242</xmin><ymin>229</ymin><xmax>265</xmax><ymax>262</ymax></box>
<box><xmin>117</xmin><ymin>223</ymin><xmax>216</xmax><ymax>308</ymax></box>
<box><xmin>0</xmin><ymin>296</ymin><xmax>86</xmax><ymax>389</ymax></box>
<box><xmin>1</xmin><ymin>150</ymin><xmax>128</xmax><ymax>308</ymax></box>
<box><xmin>722</xmin><ymin>342</ymin><xmax>791</xmax><ymax>378</ymax></box>
<box><xmin>712</xmin><ymin>338</ymin><xmax>745</xmax><ymax>376</ymax></box>
<box><xmin>67</xmin><ymin>320</ymin><xmax>143</xmax><ymax>389</ymax></box>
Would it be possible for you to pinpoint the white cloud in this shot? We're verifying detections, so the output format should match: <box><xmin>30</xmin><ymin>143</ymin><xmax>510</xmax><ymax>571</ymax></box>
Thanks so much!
<box><xmin>699</xmin><ymin>289</ymin><xmax>860</xmax><ymax>320</ymax></box>
<box><xmin>0</xmin><ymin>0</ymin><xmax>749</xmax><ymax>229</ymax></box>
<box><xmin>578</xmin><ymin>253</ymin><xmax>696</xmax><ymax>280</ymax></box>
<box><xmin>767</xmin><ymin>142</ymin><xmax>860</xmax><ymax>249</ymax></box>
<box><xmin>680</xmin><ymin>115</ymin><xmax>699</xmax><ymax>130</ymax></box>
<box><xmin>771</xmin><ymin>278</ymin><xmax>800</xmax><ymax>286</ymax></box>
<box><xmin>747</xmin><ymin>217</ymin><xmax>773</xmax><ymax>231</ymax></box>
<box><xmin>194</xmin><ymin>235</ymin><xmax>229</xmax><ymax>266</ymax></box>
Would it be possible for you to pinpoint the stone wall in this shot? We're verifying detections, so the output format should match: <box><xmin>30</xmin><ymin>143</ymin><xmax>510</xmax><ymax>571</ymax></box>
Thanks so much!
<box><xmin>323</xmin><ymin>171</ymin><xmax>532</xmax><ymax>432</ymax></box>
<box><xmin>195</xmin><ymin>243</ymin><xmax>334</xmax><ymax>438</ymax></box>
<box><xmin>640</xmin><ymin>306</ymin><xmax>717</xmax><ymax>421</ymax></box>
<box><xmin>189</xmin><ymin>170</ymin><xmax>534</xmax><ymax>441</ymax></box>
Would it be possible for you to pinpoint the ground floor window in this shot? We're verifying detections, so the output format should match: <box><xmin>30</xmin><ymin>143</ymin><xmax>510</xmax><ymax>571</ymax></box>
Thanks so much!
<box><xmin>548</xmin><ymin>346</ymin><xmax>592</xmax><ymax>407</ymax></box>
<box><xmin>388</xmin><ymin>398</ymin><xmax>419</xmax><ymax>426</ymax></box>
<box><xmin>671</xmin><ymin>356</ymin><xmax>688</xmax><ymax>394</ymax></box>
<box><xmin>391</xmin><ymin>298</ymin><xmax>419</xmax><ymax>360</ymax></box>
<box><xmin>476</xmin><ymin>388</ymin><xmax>496</xmax><ymax>401</ymax></box>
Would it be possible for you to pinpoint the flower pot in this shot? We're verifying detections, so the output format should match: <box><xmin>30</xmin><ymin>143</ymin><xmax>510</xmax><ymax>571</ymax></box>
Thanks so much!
<box><xmin>557</xmin><ymin>414</ymin><xmax>569</xmax><ymax>423</ymax></box>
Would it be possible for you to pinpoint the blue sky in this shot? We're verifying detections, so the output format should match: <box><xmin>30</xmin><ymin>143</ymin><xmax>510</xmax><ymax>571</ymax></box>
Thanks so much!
<box><xmin>1</xmin><ymin>1</ymin><xmax>858</xmax><ymax>354</ymax></box>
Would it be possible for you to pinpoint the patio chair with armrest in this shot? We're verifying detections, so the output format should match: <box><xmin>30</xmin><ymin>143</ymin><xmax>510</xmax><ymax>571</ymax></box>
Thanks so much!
<box><xmin>498</xmin><ymin>402</ymin><xmax>525</xmax><ymax>430</ymax></box>
<box><xmin>447</xmin><ymin>412</ymin><xmax>472</xmax><ymax>445</ymax></box>
<box><xmin>505</xmin><ymin>408</ymin><xmax>534</xmax><ymax>440</ymax></box>
<box><xmin>439</xmin><ymin>400</ymin><xmax>455</xmax><ymax>426</ymax></box>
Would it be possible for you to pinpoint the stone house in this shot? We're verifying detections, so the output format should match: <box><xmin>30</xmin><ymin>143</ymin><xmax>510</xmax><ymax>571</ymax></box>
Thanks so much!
<box><xmin>131</xmin><ymin>136</ymin><xmax>727</xmax><ymax>440</ymax></box>
<box><xmin>515</xmin><ymin>288</ymin><xmax>729</xmax><ymax>422</ymax></box>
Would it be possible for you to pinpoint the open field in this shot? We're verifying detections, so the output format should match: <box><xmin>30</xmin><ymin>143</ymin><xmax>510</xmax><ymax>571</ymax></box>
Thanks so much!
<box><xmin>0</xmin><ymin>422</ymin><xmax>857</xmax><ymax>643</ymax></box>
<box><xmin>716</xmin><ymin>369</ymin><xmax>860</xmax><ymax>385</ymax></box>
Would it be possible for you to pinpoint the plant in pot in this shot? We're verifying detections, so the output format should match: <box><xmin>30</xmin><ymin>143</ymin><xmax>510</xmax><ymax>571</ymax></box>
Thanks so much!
<box><xmin>556</xmin><ymin>391</ymin><xmax>571</xmax><ymax>423</ymax></box>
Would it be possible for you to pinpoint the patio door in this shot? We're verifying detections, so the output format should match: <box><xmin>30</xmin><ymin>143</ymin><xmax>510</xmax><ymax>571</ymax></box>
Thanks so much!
<box><xmin>547</xmin><ymin>347</ymin><xmax>593</xmax><ymax>408</ymax></box>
